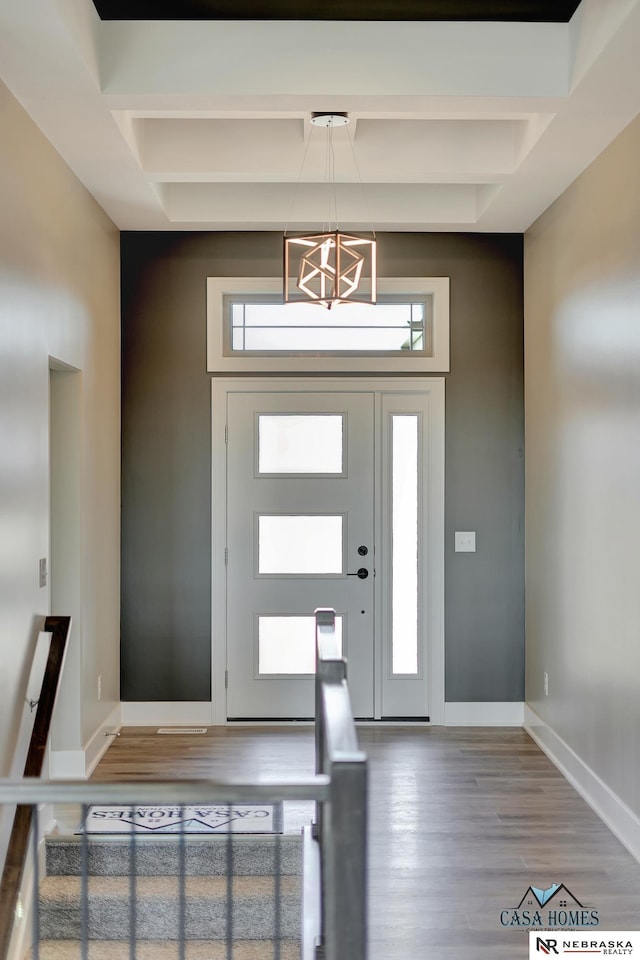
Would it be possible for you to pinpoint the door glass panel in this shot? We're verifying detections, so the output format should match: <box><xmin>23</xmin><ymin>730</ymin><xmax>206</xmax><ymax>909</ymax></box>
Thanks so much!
<box><xmin>258</xmin><ymin>415</ymin><xmax>343</xmax><ymax>474</ymax></box>
<box><xmin>392</xmin><ymin>416</ymin><xmax>419</xmax><ymax>674</ymax></box>
<box><xmin>258</xmin><ymin>615</ymin><xmax>344</xmax><ymax>674</ymax></box>
<box><xmin>258</xmin><ymin>515</ymin><xmax>343</xmax><ymax>574</ymax></box>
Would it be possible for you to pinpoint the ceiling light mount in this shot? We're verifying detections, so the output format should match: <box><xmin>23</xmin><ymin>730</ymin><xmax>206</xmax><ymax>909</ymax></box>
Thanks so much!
<box><xmin>284</xmin><ymin>111</ymin><xmax>376</xmax><ymax>310</ymax></box>
<box><xmin>310</xmin><ymin>112</ymin><xmax>350</xmax><ymax>128</ymax></box>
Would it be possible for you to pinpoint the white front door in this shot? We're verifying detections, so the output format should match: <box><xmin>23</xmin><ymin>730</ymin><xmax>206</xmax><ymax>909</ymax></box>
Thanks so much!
<box><xmin>213</xmin><ymin>378</ymin><xmax>446</xmax><ymax>723</ymax></box>
<box><xmin>226</xmin><ymin>390</ymin><xmax>375</xmax><ymax>718</ymax></box>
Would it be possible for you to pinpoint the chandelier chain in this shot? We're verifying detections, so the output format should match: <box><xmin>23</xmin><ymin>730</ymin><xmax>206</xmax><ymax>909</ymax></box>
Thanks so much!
<box><xmin>330</xmin><ymin>122</ymin><xmax>339</xmax><ymax>232</ymax></box>
<box><xmin>346</xmin><ymin>121</ymin><xmax>376</xmax><ymax>239</ymax></box>
<box><xmin>283</xmin><ymin>119</ymin><xmax>314</xmax><ymax>238</ymax></box>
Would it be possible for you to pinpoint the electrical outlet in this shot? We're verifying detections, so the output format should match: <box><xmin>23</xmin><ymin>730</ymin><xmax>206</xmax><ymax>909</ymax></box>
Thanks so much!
<box><xmin>39</xmin><ymin>557</ymin><xmax>48</xmax><ymax>588</ymax></box>
<box><xmin>97</xmin><ymin>674</ymin><xmax>102</xmax><ymax>701</ymax></box>
<box><xmin>544</xmin><ymin>672</ymin><xmax>549</xmax><ymax>697</ymax></box>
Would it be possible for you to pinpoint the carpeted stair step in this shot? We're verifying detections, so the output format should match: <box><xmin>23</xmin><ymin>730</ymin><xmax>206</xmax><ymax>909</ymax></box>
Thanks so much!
<box><xmin>29</xmin><ymin>940</ymin><xmax>300</xmax><ymax>959</ymax></box>
<box><xmin>38</xmin><ymin>874</ymin><xmax>301</xmax><ymax>941</ymax></box>
<box><xmin>46</xmin><ymin>836</ymin><xmax>302</xmax><ymax>878</ymax></box>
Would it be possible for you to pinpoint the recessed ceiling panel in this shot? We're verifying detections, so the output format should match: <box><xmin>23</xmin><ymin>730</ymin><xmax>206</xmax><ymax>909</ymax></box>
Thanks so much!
<box><xmin>135</xmin><ymin>117</ymin><xmax>527</xmax><ymax>180</ymax></box>
<box><xmin>138</xmin><ymin>119</ymin><xmax>304</xmax><ymax>178</ymax></box>
<box><xmin>160</xmin><ymin>181</ymin><xmax>484</xmax><ymax>226</ymax></box>
<box><xmin>4</xmin><ymin>0</ymin><xmax>639</xmax><ymax>233</ymax></box>
<box><xmin>91</xmin><ymin>0</ymin><xmax>582</xmax><ymax>22</ymax></box>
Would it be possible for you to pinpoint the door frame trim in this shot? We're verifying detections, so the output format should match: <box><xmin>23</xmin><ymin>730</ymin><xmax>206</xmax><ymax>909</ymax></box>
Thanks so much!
<box><xmin>211</xmin><ymin>376</ymin><xmax>445</xmax><ymax>725</ymax></box>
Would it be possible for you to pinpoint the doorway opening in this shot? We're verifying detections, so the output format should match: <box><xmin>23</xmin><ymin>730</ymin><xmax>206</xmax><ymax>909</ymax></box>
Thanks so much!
<box><xmin>49</xmin><ymin>361</ymin><xmax>82</xmax><ymax>758</ymax></box>
<box><xmin>211</xmin><ymin>377</ymin><xmax>444</xmax><ymax>724</ymax></box>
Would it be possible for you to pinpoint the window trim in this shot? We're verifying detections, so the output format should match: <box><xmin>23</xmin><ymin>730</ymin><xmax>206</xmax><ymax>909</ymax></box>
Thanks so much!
<box><xmin>207</xmin><ymin>277</ymin><xmax>450</xmax><ymax>373</ymax></box>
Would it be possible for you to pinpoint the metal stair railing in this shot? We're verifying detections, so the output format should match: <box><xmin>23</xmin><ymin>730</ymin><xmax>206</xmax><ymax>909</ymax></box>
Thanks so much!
<box><xmin>0</xmin><ymin>616</ymin><xmax>71</xmax><ymax>960</ymax></box>
<box><xmin>0</xmin><ymin>608</ymin><xmax>367</xmax><ymax>960</ymax></box>
<box><xmin>314</xmin><ymin>607</ymin><xmax>367</xmax><ymax>960</ymax></box>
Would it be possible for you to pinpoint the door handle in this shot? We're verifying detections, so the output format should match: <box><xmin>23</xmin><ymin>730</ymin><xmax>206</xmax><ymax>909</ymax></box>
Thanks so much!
<box><xmin>347</xmin><ymin>567</ymin><xmax>369</xmax><ymax>580</ymax></box>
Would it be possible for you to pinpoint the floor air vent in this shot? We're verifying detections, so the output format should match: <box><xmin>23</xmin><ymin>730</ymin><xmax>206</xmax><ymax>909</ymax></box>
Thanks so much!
<box><xmin>157</xmin><ymin>727</ymin><xmax>208</xmax><ymax>734</ymax></box>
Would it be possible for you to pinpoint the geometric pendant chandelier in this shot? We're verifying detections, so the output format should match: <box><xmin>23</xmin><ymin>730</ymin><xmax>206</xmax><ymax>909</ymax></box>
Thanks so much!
<box><xmin>283</xmin><ymin>113</ymin><xmax>377</xmax><ymax>309</ymax></box>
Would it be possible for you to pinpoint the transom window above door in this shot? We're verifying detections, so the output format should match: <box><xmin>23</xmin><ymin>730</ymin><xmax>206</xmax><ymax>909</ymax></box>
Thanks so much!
<box><xmin>229</xmin><ymin>298</ymin><xmax>429</xmax><ymax>353</ymax></box>
<box><xmin>207</xmin><ymin>277</ymin><xmax>449</xmax><ymax>374</ymax></box>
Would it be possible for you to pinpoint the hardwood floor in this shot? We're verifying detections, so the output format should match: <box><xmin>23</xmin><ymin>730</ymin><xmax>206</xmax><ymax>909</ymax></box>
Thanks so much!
<box><xmin>91</xmin><ymin>725</ymin><xmax>640</xmax><ymax>958</ymax></box>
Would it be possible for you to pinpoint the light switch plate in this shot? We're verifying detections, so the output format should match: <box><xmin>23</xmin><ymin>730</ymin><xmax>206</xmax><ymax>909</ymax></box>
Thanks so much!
<box><xmin>455</xmin><ymin>532</ymin><xmax>476</xmax><ymax>553</ymax></box>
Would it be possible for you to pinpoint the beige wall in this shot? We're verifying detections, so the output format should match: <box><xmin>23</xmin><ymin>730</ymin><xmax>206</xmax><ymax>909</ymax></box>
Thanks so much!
<box><xmin>0</xmin><ymin>80</ymin><xmax>120</xmax><ymax>776</ymax></box>
<box><xmin>525</xmin><ymin>113</ymin><xmax>640</xmax><ymax>815</ymax></box>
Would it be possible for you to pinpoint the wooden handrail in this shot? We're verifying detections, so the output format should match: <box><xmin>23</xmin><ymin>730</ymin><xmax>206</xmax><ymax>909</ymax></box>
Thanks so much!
<box><xmin>0</xmin><ymin>615</ymin><xmax>71</xmax><ymax>960</ymax></box>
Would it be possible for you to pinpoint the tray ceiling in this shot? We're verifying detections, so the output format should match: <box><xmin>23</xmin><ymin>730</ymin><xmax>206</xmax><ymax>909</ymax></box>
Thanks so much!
<box><xmin>1</xmin><ymin>0</ymin><xmax>640</xmax><ymax>233</ymax></box>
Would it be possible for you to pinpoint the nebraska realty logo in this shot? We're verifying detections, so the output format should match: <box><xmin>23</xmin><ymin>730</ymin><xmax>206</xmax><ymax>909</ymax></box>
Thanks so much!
<box><xmin>529</xmin><ymin>931</ymin><xmax>640</xmax><ymax>956</ymax></box>
<box><xmin>500</xmin><ymin>882</ymin><xmax>600</xmax><ymax>928</ymax></box>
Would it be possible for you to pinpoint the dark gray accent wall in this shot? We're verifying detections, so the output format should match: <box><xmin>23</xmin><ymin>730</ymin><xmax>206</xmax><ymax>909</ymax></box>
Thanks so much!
<box><xmin>121</xmin><ymin>231</ymin><xmax>524</xmax><ymax>702</ymax></box>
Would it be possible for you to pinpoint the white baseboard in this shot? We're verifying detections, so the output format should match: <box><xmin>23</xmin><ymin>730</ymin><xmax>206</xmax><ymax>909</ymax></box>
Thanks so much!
<box><xmin>120</xmin><ymin>701</ymin><xmax>213</xmax><ymax>726</ymax></box>
<box><xmin>50</xmin><ymin>704</ymin><xmax>122</xmax><ymax>779</ymax></box>
<box><xmin>444</xmin><ymin>701</ymin><xmax>524</xmax><ymax>725</ymax></box>
<box><xmin>86</xmin><ymin>704</ymin><xmax>122</xmax><ymax>776</ymax></box>
<box><xmin>524</xmin><ymin>704</ymin><xmax>640</xmax><ymax>864</ymax></box>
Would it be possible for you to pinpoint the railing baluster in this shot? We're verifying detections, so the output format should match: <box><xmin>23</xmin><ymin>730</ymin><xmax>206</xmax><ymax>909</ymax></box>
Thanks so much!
<box><xmin>80</xmin><ymin>804</ymin><xmax>89</xmax><ymax>960</ymax></box>
<box><xmin>226</xmin><ymin>803</ymin><xmax>233</xmax><ymax>960</ymax></box>
<box><xmin>179</xmin><ymin>803</ymin><xmax>186</xmax><ymax>960</ymax></box>
<box><xmin>31</xmin><ymin>805</ymin><xmax>39</xmax><ymax>960</ymax></box>
<box><xmin>129</xmin><ymin>811</ymin><xmax>137</xmax><ymax>960</ymax></box>
<box><xmin>274</xmin><ymin>827</ymin><xmax>281</xmax><ymax>960</ymax></box>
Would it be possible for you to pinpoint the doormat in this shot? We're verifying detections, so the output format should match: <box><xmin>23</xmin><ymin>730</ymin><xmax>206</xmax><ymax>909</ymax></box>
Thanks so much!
<box><xmin>77</xmin><ymin>803</ymin><xmax>283</xmax><ymax>835</ymax></box>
